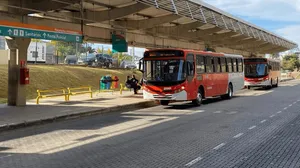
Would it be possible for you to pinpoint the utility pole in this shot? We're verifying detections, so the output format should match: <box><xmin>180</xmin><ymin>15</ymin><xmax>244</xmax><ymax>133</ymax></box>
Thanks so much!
<box><xmin>133</xmin><ymin>46</ymin><xmax>135</xmax><ymax>63</ymax></box>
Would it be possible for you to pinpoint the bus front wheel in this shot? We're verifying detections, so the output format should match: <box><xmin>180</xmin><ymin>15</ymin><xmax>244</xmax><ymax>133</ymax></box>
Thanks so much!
<box><xmin>160</xmin><ymin>100</ymin><xmax>169</xmax><ymax>106</ymax></box>
<box><xmin>192</xmin><ymin>90</ymin><xmax>203</xmax><ymax>106</ymax></box>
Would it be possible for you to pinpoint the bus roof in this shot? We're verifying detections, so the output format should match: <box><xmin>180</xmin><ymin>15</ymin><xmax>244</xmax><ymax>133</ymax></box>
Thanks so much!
<box><xmin>145</xmin><ymin>48</ymin><xmax>243</xmax><ymax>57</ymax></box>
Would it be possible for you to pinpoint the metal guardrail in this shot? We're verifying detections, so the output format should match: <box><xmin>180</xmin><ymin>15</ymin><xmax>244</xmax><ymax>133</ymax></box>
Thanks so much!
<box><xmin>36</xmin><ymin>86</ymin><xmax>93</xmax><ymax>104</ymax></box>
<box><xmin>137</xmin><ymin>0</ymin><xmax>297</xmax><ymax>49</ymax></box>
<box><xmin>36</xmin><ymin>88</ymin><xmax>68</xmax><ymax>104</ymax></box>
<box><xmin>67</xmin><ymin>86</ymin><xmax>93</xmax><ymax>100</ymax></box>
<box><xmin>120</xmin><ymin>83</ymin><xmax>131</xmax><ymax>95</ymax></box>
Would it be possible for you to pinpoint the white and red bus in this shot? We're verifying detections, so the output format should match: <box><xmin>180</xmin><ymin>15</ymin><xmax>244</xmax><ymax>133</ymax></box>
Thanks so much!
<box><xmin>139</xmin><ymin>49</ymin><xmax>244</xmax><ymax>106</ymax></box>
<box><xmin>244</xmin><ymin>58</ymin><xmax>280</xmax><ymax>89</ymax></box>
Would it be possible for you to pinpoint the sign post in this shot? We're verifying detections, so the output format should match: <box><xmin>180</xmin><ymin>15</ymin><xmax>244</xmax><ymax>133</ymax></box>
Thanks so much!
<box><xmin>0</xmin><ymin>20</ymin><xmax>83</xmax><ymax>43</ymax></box>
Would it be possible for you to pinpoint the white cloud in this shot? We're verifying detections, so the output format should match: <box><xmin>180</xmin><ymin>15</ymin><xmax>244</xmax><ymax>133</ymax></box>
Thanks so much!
<box><xmin>202</xmin><ymin>0</ymin><xmax>300</xmax><ymax>22</ymax></box>
<box><xmin>202</xmin><ymin>0</ymin><xmax>300</xmax><ymax>46</ymax></box>
<box><xmin>276</xmin><ymin>25</ymin><xmax>300</xmax><ymax>46</ymax></box>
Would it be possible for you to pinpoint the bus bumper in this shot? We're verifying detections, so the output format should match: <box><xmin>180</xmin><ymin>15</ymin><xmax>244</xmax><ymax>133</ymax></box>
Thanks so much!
<box><xmin>143</xmin><ymin>90</ymin><xmax>187</xmax><ymax>101</ymax></box>
<box><xmin>245</xmin><ymin>80</ymin><xmax>271</xmax><ymax>87</ymax></box>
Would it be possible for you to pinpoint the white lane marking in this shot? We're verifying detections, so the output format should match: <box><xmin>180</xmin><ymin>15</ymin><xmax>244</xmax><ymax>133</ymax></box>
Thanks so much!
<box><xmin>213</xmin><ymin>143</ymin><xmax>226</xmax><ymax>150</ymax></box>
<box><xmin>289</xmin><ymin>104</ymin><xmax>293</xmax><ymax>107</ymax></box>
<box><xmin>248</xmin><ymin>125</ymin><xmax>257</xmax><ymax>130</ymax></box>
<box><xmin>298</xmin><ymin>100</ymin><xmax>300</xmax><ymax>102</ymax></box>
<box><xmin>270</xmin><ymin>115</ymin><xmax>275</xmax><ymax>118</ymax></box>
<box><xmin>260</xmin><ymin>120</ymin><xmax>267</xmax><ymax>123</ymax></box>
<box><xmin>233</xmin><ymin>133</ymin><xmax>244</xmax><ymax>138</ymax></box>
<box><xmin>277</xmin><ymin>111</ymin><xmax>282</xmax><ymax>114</ymax></box>
<box><xmin>283</xmin><ymin>107</ymin><xmax>288</xmax><ymax>110</ymax></box>
<box><xmin>196</xmin><ymin>110</ymin><xmax>205</xmax><ymax>113</ymax></box>
<box><xmin>0</xmin><ymin>154</ymin><xmax>12</xmax><ymax>159</ymax></box>
<box><xmin>228</xmin><ymin>111</ymin><xmax>238</xmax><ymax>114</ymax></box>
<box><xmin>293</xmin><ymin>102</ymin><xmax>297</xmax><ymax>104</ymax></box>
<box><xmin>214</xmin><ymin>111</ymin><xmax>222</xmax><ymax>114</ymax></box>
<box><xmin>185</xmin><ymin>156</ymin><xmax>203</xmax><ymax>167</ymax></box>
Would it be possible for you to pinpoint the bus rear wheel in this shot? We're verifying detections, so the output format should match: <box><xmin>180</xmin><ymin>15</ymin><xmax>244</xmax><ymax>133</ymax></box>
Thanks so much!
<box><xmin>192</xmin><ymin>90</ymin><xmax>203</xmax><ymax>106</ymax></box>
<box><xmin>160</xmin><ymin>100</ymin><xmax>169</xmax><ymax>106</ymax></box>
<box><xmin>274</xmin><ymin>78</ymin><xmax>279</xmax><ymax>87</ymax></box>
<box><xmin>222</xmin><ymin>84</ymin><xmax>233</xmax><ymax>99</ymax></box>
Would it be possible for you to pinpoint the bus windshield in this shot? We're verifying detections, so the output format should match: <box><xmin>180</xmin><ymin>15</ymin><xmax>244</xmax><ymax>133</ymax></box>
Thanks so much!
<box><xmin>144</xmin><ymin>59</ymin><xmax>186</xmax><ymax>82</ymax></box>
<box><xmin>245</xmin><ymin>63</ymin><xmax>268</xmax><ymax>78</ymax></box>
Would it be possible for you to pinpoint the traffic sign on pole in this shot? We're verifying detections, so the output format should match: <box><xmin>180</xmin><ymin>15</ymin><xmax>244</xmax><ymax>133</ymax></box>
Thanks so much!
<box><xmin>0</xmin><ymin>20</ymin><xmax>83</xmax><ymax>43</ymax></box>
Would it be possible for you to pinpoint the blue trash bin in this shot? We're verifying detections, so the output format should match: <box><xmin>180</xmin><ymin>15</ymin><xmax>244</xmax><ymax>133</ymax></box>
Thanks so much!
<box><xmin>106</xmin><ymin>75</ymin><xmax>112</xmax><ymax>89</ymax></box>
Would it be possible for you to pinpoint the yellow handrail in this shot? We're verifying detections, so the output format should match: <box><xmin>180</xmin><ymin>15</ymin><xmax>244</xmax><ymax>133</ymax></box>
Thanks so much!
<box><xmin>36</xmin><ymin>88</ymin><xmax>67</xmax><ymax>104</ymax></box>
<box><xmin>67</xmin><ymin>86</ymin><xmax>93</xmax><ymax>100</ymax></box>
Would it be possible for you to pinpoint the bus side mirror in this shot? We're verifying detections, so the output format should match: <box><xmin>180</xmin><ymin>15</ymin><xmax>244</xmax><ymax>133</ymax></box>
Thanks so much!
<box><xmin>138</xmin><ymin>58</ymin><xmax>144</xmax><ymax>73</ymax></box>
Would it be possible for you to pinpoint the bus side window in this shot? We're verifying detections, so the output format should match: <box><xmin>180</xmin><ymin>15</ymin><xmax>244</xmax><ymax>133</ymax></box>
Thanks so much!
<box><xmin>221</xmin><ymin>58</ymin><xmax>226</xmax><ymax>72</ymax></box>
<box><xmin>211</xmin><ymin>57</ymin><xmax>215</xmax><ymax>72</ymax></box>
<box><xmin>218</xmin><ymin>57</ymin><xmax>221</xmax><ymax>72</ymax></box>
<box><xmin>187</xmin><ymin>54</ymin><xmax>195</xmax><ymax>76</ymax></box>
<box><xmin>227</xmin><ymin>58</ymin><xmax>232</xmax><ymax>73</ymax></box>
<box><xmin>242</xmin><ymin>58</ymin><xmax>244</xmax><ymax>71</ymax></box>
<box><xmin>196</xmin><ymin>55</ymin><xmax>205</xmax><ymax>73</ymax></box>
<box><xmin>206</xmin><ymin>56</ymin><xmax>212</xmax><ymax>73</ymax></box>
<box><xmin>238</xmin><ymin>59</ymin><xmax>243</xmax><ymax>72</ymax></box>
<box><xmin>232</xmin><ymin>58</ymin><xmax>237</xmax><ymax>72</ymax></box>
<box><xmin>214</xmin><ymin>57</ymin><xmax>221</xmax><ymax>73</ymax></box>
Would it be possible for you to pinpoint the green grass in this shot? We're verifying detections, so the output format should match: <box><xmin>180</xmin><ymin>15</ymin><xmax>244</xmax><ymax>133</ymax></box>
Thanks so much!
<box><xmin>0</xmin><ymin>65</ymin><xmax>141</xmax><ymax>102</ymax></box>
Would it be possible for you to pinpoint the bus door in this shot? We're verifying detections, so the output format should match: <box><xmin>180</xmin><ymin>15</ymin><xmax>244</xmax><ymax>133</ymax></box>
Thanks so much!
<box><xmin>186</xmin><ymin>53</ymin><xmax>197</xmax><ymax>99</ymax></box>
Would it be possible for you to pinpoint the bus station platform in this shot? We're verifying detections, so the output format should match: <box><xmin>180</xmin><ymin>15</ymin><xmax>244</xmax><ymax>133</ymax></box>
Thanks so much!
<box><xmin>0</xmin><ymin>91</ymin><xmax>156</xmax><ymax>132</ymax></box>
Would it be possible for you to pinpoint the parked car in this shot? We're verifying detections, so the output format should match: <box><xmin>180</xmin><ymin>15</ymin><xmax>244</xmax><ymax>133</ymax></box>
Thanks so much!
<box><xmin>82</xmin><ymin>53</ymin><xmax>96</xmax><ymax>66</ymax></box>
<box><xmin>94</xmin><ymin>54</ymin><xmax>113</xmax><ymax>68</ymax></box>
<box><xmin>120</xmin><ymin>60</ymin><xmax>137</xmax><ymax>69</ymax></box>
<box><xmin>64</xmin><ymin>55</ymin><xmax>78</xmax><ymax>64</ymax></box>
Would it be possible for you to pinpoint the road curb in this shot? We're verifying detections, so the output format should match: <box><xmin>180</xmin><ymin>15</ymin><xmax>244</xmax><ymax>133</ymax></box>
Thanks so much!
<box><xmin>280</xmin><ymin>78</ymin><xmax>294</xmax><ymax>82</ymax></box>
<box><xmin>0</xmin><ymin>101</ymin><xmax>157</xmax><ymax>133</ymax></box>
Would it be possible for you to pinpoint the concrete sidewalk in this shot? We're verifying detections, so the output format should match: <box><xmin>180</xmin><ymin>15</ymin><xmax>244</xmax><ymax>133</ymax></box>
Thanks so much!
<box><xmin>0</xmin><ymin>91</ymin><xmax>156</xmax><ymax>132</ymax></box>
<box><xmin>0</xmin><ymin>78</ymin><xmax>295</xmax><ymax>132</ymax></box>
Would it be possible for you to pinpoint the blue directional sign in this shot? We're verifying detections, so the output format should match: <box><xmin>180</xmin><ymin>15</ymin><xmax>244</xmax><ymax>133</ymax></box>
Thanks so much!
<box><xmin>0</xmin><ymin>21</ymin><xmax>83</xmax><ymax>43</ymax></box>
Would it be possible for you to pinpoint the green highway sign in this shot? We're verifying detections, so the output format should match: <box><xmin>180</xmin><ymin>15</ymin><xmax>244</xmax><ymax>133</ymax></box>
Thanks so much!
<box><xmin>0</xmin><ymin>21</ymin><xmax>83</xmax><ymax>43</ymax></box>
<box><xmin>112</xmin><ymin>30</ymin><xmax>128</xmax><ymax>53</ymax></box>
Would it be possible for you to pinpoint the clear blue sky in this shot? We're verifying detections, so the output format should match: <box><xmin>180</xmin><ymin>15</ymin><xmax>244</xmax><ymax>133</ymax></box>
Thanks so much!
<box><xmin>202</xmin><ymin>0</ymin><xmax>300</xmax><ymax>46</ymax></box>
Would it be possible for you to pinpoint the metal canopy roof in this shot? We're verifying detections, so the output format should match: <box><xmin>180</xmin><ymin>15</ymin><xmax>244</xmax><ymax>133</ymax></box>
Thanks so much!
<box><xmin>0</xmin><ymin>0</ymin><xmax>297</xmax><ymax>54</ymax></box>
<box><xmin>138</xmin><ymin>0</ymin><xmax>296</xmax><ymax>49</ymax></box>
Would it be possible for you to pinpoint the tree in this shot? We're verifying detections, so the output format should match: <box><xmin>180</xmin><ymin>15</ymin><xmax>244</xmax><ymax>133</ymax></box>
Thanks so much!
<box><xmin>87</xmin><ymin>46</ymin><xmax>95</xmax><ymax>53</ymax></box>
<box><xmin>282</xmin><ymin>54</ymin><xmax>300</xmax><ymax>71</ymax></box>
<box><xmin>270</xmin><ymin>53</ymin><xmax>280</xmax><ymax>59</ymax></box>
<box><xmin>107</xmin><ymin>48</ymin><xmax>112</xmax><ymax>56</ymax></box>
<box><xmin>50</xmin><ymin>41</ymin><xmax>78</xmax><ymax>64</ymax></box>
<box><xmin>97</xmin><ymin>48</ymin><xmax>103</xmax><ymax>54</ymax></box>
<box><xmin>112</xmin><ymin>52</ymin><xmax>133</xmax><ymax>67</ymax></box>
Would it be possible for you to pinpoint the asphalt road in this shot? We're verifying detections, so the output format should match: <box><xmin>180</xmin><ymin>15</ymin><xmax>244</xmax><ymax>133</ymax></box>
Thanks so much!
<box><xmin>1</xmin><ymin>80</ymin><xmax>300</xmax><ymax>168</ymax></box>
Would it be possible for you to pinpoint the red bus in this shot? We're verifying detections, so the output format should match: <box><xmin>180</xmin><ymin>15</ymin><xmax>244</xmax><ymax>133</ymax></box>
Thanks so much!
<box><xmin>244</xmin><ymin>58</ymin><xmax>281</xmax><ymax>89</ymax></box>
<box><xmin>140</xmin><ymin>49</ymin><xmax>244</xmax><ymax>106</ymax></box>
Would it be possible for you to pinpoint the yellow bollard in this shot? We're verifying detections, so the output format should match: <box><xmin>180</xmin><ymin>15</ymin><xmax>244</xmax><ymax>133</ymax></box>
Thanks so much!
<box><xmin>120</xmin><ymin>84</ymin><xmax>124</xmax><ymax>95</ymax></box>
